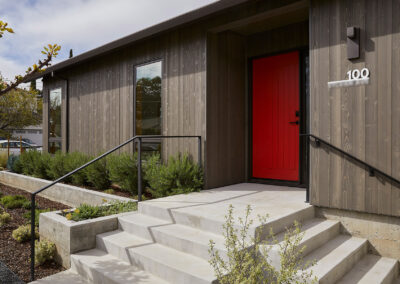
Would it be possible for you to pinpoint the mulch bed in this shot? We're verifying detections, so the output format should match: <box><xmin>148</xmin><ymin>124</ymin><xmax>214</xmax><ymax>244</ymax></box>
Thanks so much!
<box><xmin>0</xmin><ymin>184</ymin><xmax>70</xmax><ymax>283</ymax></box>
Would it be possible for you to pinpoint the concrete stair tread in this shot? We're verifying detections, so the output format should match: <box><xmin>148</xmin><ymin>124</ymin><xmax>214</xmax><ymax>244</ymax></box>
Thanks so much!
<box><xmin>337</xmin><ymin>254</ymin><xmax>399</xmax><ymax>284</ymax></box>
<box><xmin>152</xmin><ymin>223</ymin><xmax>225</xmax><ymax>249</ymax></box>
<box><xmin>71</xmin><ymin>248</ymin><xmax>169</xmax><ymax>284</ymax></box>
<box><xmin>119</xmin><ymin>212</ymin><xmax>171</xmax><ymax>227</ymax></box>
<box><xmin>273</xmin><ymin>218</ymin><xmax>339</xmax><ymax>243</ymax></box>
<box><xmin>30</xmin><ymin>270</ymin><xmax>88</xmax><ymax>284</ymax></box>
<box><xmin>301</xmin><ymin>235</ymin><xmax>367</xmax><ymax>282</ymax></box>
<box><xmin>97</xmin><ymin>230</ymin><xmax>152</xmax><ymax>248</ymax></box>
<box><xmin>130</xmin><ymin>243</ymin><xmax>216</xmax><ymax>283</ymax></box>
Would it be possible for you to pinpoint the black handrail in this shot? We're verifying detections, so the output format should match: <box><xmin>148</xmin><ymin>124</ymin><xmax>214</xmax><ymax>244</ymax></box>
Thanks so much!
<box><xmin>29</xmin><ymin>135</ymin><xmax>201</xmax><ymax>281</ymax></box>
<box><xmin>301</xmin><ymin>134</ymin><xmax>400</xmax><ymax>193</ymax></box>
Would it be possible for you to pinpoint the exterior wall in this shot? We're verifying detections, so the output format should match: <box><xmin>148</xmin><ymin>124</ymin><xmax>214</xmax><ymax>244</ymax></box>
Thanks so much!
<box><xmin>43</xmin><ymin>25</ymin><xmax>207</xmax><ymax>161</ymax></box>
<box><xmin>310</xmin><ymin>0</ymin><xmax>400</xmax><ymax>217</ymax></box>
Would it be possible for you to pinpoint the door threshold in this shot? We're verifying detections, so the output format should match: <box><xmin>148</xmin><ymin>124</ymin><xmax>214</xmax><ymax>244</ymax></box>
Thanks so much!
<box><xmin>249</xmin><ymin>178</ymin><xmax>306</xmax><ymax>188</ymax></box>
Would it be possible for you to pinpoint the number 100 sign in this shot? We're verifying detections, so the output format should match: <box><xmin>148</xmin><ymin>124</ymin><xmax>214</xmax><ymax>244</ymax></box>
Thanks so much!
<box><xmin>347</xmin><ymin>68</ymin><xmax>370</xmax><ymax>80</ymax></box>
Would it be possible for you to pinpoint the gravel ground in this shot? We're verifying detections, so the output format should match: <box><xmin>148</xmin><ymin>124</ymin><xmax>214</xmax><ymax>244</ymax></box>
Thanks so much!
<box><xmin>0</xmin><ymin>183</ymin><xmax>69</xmax><ymax>283</ymax></box>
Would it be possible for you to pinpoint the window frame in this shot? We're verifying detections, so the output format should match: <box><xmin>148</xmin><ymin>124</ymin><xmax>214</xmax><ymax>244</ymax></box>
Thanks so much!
<box><xmin>48</xmin><ymin>87</ymin><xmax>63</xmax><ymax>153</ymax></box>
<box><xmin>133</xmin><ymin>59</ymin><xmax>163</xmax><ymax>136</ymax></box>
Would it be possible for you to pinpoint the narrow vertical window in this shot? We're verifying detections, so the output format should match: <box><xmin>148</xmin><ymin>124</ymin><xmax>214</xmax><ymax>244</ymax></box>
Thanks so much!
<box><xmin>135</xmin><ymin>61</ymin><xmax>162</xmax><ymax>153</ymax></box>
<box><xmin>49</xmin><ymin>88</ymin><xmax>62</xmax><ymax>153</ymax></box>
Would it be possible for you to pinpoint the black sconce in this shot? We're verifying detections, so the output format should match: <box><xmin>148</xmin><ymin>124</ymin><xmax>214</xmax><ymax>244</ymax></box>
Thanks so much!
<box><xmin>347</xmin><ymin>26</ymin><xmax>360</xmax><ymax>60</ymax></box>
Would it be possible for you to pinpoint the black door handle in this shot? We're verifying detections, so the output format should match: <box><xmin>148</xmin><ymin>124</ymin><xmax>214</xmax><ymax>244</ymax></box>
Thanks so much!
<box><xmin>289</xmin><ymin>121</ymin><xmax>299</xmax><ymax>125</ymax></box>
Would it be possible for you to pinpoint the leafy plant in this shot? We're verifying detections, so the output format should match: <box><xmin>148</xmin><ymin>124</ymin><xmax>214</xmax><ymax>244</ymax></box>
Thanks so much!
<box><xmin>12</xmin><ymin>224</ymin><xmax>39</xmax><ymax>243</ymax></box>
<box><xmin>19</xmin><ymin>150</ymin><xmax>41</xmax><ymax>176</ymax></box>
<box><xmin>144</xmin><ymin>153</ymin><xmax>203</xmax><ymax>198</ymax></box>
<box><xmin>0</xmin><ymin>151</ymin><xmax>7</xmax><ymax>168</ymax></box>
<box><xmin>24</xmin><ymin>209</ymin><xmax>51</xmax><ymax>226</ymax></box>
<box><xmin>208</xmin><ymin>205</ymin><xmax>317</xmax><ymax>284</ymax></box>
<box><xmin>0</xmin><ymin>195</ymin><xmax>29</xmax><ymax>209</ymax></box>
<box><xmin>35</xmin><ymin>239</ymin><xmax>56</xmax><ymax>266</ymax></box>
<box><xmin>85</xmin><ymin>156</ymin><xmax>110</xmax><ymax>190</ymax></box>
<box><xmin>32</xmin><ymin>152</ymin><xmax>51</xmax><ymax>179</ymax></box>
<box><xmin>62</xmin><ymin>201</ymin><xmax>137</xmax><ymax>222</ymax></box>
<box><xmin>7</xmin><ymin>154</ymin><xmax>22</xmax><ymax>173</ymax></box>
<box><xmin>65</xmin><ymin>152</ymin><xmax>90</xmax><ymax>185</ymax></box>
<box><xmin>46</xmin><ymin>151</ymin><xmax>70</xmax><ymax>182</ymax></box>
<box><xmin>0</xmin><ymin>210</ymin><xmax>11</xmax><ymax>226</ymax></box>
<box><xmin>107</xmin><ymin>153</ymin><xmax>138</xmax><ymax>194</ymax></box>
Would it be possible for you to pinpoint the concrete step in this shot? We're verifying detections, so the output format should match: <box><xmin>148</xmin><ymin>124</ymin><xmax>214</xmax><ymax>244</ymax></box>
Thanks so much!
<box><xmin>129</xmin><ymin>243</ymin><xmax>217</xmax><ymax>284</ymax></box>
<box><xmin>301</xmin><ymin>235</ymin><xmax>368</xmax><ymax>284</ymax></box>
<box><xmin>140</xmin><ymin>200</ymin><xmax>315</xmax><ymax>236</ymax></box>
<box><xmin>151</xmin><ymin>223</ymin><xmax>226</xmax><ymax>261</ymax></box>
<box><xmin>29</xmin><ymin>270</ymin><xmax>88</xmax><ymax>284</ymax></box>
<box><xmin>96</xmin><ymin>230</ymin><xmax>153</xmax><ymax>263</ymax></box>
<box><xmin>265</xmin><ymin>218</ymin><xmax>340</xmax><ymax>268</ymax></box>
<box><xmin>337</xmin><ymin>254</ymin><xmax>399</xmax><ymax>284</ymax></box>
<box><xmin>71</xmin><ymin>248</ymin><xmax>169</xmax><ymax>284</ymax></box>
<box><xmin>118</xmin><ymin>212</ymin><xmax>171</xmax><ymax>241</ymax></box>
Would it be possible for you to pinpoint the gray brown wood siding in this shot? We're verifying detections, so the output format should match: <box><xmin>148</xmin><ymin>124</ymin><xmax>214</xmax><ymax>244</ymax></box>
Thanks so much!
<box><xmin>310</xmin><ymin>0</ymin><xmax>400</xmax><ymax>217</ymax></box>
<box><xmin>43</xmin><ymin>25</ymin><xmax>207</xmax><ymax>161</ymax></box>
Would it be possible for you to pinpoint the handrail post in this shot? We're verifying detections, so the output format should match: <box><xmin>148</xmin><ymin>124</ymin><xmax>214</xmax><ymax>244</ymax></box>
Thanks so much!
<box><xmin>197</xmin><ymin>136</ymin><xmax>202</xmax><ymax>168</ymax></box>
<box><xmin>30</xmin><ymin>194</ymin><xmax>36</xmax><ymax>281</ymax></box>
<box><xmin>137</xmin><ymin>137</ymin><xmax>142</xmax><ymax>202</ymax></box>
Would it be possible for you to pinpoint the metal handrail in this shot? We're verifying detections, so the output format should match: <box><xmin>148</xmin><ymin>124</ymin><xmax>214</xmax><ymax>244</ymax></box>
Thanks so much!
<box><xmin>29</xmin><ymin>135</ymin><xmax>201</xmax><ymax>281</ymax></box>
<box><xmin>301</xmin><ymin>133</ymin><xmax>400</xmax><ymax>187</ymax></box>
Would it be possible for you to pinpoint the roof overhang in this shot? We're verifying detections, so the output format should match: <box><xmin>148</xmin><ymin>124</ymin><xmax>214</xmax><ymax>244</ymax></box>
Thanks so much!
<box><xmin>25</xmin><ymin>0</ymin><xmax>248</xmax><ymax>82</ymax></box>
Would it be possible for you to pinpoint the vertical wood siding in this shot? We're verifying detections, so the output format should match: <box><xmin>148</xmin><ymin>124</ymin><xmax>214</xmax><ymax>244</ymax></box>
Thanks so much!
<box><xmin>43</xmin><ymin>25</ymin><xmax>206</xmax><ymax>162</ymax></box>
<box><xmin>310</xmin><ymin>0</ymin><xmax>400</xmax><ymax>217</ymax></box>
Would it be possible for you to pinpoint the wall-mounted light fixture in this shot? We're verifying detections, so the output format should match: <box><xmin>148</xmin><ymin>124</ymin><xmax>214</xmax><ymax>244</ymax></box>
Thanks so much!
<box><xmin>347</xmin><ymin>26</ymin><xmax>360</xmax><ymax>60</ymax></box>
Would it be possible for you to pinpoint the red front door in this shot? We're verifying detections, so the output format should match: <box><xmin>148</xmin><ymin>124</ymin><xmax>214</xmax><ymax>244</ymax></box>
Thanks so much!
<box><xmin>252</xmin><ymin>51</ymin><xmax>300</xmax><ymax>181</ymax></box>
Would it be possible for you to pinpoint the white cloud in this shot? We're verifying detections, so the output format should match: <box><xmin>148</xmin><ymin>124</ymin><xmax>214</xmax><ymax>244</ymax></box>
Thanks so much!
<box><xmin>0</xmin><ymin>0</ymin><xmax>217</xmax><ymax>82</ymax></box>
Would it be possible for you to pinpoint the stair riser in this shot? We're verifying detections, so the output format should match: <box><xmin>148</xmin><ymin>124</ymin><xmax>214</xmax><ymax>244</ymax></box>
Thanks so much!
<box><xmin>71</xmin><ymin>256</ymin><xmax>119</xmax><ymax>284</ymax></box>
<box><xmin>318</xmin><ymin>241</ymin><xmax>368</xmax><ymax>284</ymax></box>
<box><xmin>128</xmin><ymin>249</ymin><xmax>215</xmax><ymax>284</ymax></box>
<box><xmin>258</xmin><ymin>206</ymin><xmax>316</xmax><ymax>239</ymax></box>
<box><xmin>96</xmin><ymin>235</ymin><xmax>138</xmax><ymax>264</ymax></box>
<box><xmin>118</xmin><ymin>218</ymin><xmax>155</xmax><ymax>241</ymax></box>
<box><xmin>138</xmin><ymin>203</ymin><xmax>173</xmax><ymax>222</ymax></box>
<box><xmin>381</xmin><ymin>261</ymin><xmax>399</xmax><ymax>284</ymax></box>
<box><xmin>151</xmin><ymin>228</ymin><xmax>227</xmax><ymax>262</ymax></box>
<box><xmin>268</xmin><ymin>222</ymin><xmax>341</xmax><ymax>269</ymax></box>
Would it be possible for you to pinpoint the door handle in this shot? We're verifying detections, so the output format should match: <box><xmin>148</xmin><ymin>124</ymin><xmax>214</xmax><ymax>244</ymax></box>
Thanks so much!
<box><xmin>289</xmin><ymin>121</ymin><xmax>299</xmax><ymax>125</ymax></box>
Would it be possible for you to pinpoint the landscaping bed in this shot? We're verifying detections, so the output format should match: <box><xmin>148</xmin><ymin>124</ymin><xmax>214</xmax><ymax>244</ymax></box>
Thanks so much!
<box><xmin>0</xmin><ymin>183</ymin><xmax>69</xmax><ymax>283</ymax></box>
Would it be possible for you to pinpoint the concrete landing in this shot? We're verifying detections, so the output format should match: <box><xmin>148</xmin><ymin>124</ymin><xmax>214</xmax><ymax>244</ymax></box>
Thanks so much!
<box><xmin>139</xmin><ymin>183</ymin><xmax>310</xmax><ymax>227</ymax></box>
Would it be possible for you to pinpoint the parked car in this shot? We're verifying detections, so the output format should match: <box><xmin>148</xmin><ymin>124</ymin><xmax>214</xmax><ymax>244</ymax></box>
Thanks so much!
<box><xmin>0</xmin><ymin>140</ymin><xmax>42</xmax><ymax>155</ymax></box>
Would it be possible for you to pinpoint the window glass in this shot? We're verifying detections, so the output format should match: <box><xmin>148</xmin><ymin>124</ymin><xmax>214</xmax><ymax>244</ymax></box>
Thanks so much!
<box><xmin>135</xmin><ymin>61</ymin><xmax>162</xmax><ymax>153</ymax></box>
<box><xmin>49</xmin><ymin>88</ymin><xmax>62</xmax><ymax>154</ymax></box>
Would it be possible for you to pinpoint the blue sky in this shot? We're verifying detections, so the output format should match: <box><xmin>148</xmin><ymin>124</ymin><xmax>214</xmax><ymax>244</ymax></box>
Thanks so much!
<box><xmin>0</xmin><ymin>0</ymin><xmax>217</xmax><ymax>87</ymax></box>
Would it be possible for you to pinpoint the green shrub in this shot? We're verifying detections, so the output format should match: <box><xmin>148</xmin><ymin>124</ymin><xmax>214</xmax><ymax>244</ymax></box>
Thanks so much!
<box><xmin>7</xmin><ymin>155</ymin><xmax>22</xmax><ymax>173</ymax></box>
<box><xmin>65</xmin><ymin>152</ymin><xmax>90</xmax><ymax>185</ymax></box>
<box><xmin>12</xmin><ymin>224</ymin><xmax>39</xmax><ymax>243</ymax></box>
<box><xmin>208</xmin><ymin>205</ymin><xmax>317</xmax><ymax>284</ymax></box>
<box><xmin>0</xmin><ymin>195</ymin><xmax>29</xmax><ymax>209</ymax></box>
<box><xmin>0</xmin><ymin>152</ymin><xmax>7</xmax><ymax>168</ymax></box>
<box><xmin>0</xmin><ymin>211</ymin><xmax>11</xmax><ymax>226</ymax></box>
<box><xmin>21</xmin><ymin>200</ymin><xmax>35</xmax><ymax>210</ymax></box>
<box><xmin>24</xmin><ymin>209</ymin><xmax>51</xmax><ymax>226</ymax></box>
<box><xmin>19</xmin><ymin>150</ymin><xmax>41</xmax><ymax>176</ymax></box>
<box><xmin>35</xmin><ymin>239</ymin><xmax>56</xmax><ymax>266</ymax></box>
<box><xmin>63</xmin><ymin>201</ymin><xmax>137</xmax><ymax>221</ymax></box>
<box><xmin>46</xmin><ymin>151</ymin><xmax>70</xmax><ymax>182</ymax></box>
<box><xmin>32</xmin><ymin>152</ymin><xmax>51</xmax><ymax>179</ymax></box>
<box><xmin>85</xmin><ymin>157</ymin><xmax>110</xmax><ymax>190</ymax></box>
<box><xmin>144</xmin><ymin>153</ymin><xmax>203</xmax><ymax>198</ymax></box>
<box><xmin>107</xmin><ymin>153</ymin><xmax>138</xmax><ymax>194</ymax></box>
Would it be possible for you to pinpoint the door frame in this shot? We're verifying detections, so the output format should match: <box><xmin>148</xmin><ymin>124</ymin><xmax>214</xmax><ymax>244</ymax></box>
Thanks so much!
<box><xmin>247</xmin><ymin>47</ymin><xmax>309</xmax><ymax>187</ymax></box>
